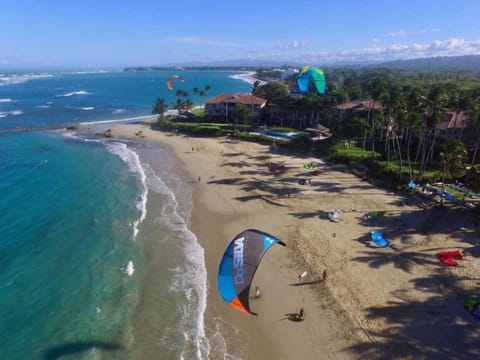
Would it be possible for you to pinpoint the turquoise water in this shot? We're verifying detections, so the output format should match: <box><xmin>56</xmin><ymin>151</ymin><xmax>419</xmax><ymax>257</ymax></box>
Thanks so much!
<box><xmin>0</xmin><ymin>70</ymin><xmax>252</xmax><ymax>129</ymax></box>
<box><xmin>1</xmin><ymin>132</ymin><xmax>142</xmax><ymax>359</ymax></box>
<box><xmin>0</xmin><ymin>70</ymin><xmax>251</xmax><ymax>359</ymax></box>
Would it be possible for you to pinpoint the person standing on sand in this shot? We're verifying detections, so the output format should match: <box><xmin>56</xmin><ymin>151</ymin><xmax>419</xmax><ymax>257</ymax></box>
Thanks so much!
<box><xmin>298</xmin><ymin>307</ymin><xmax>305</xmax><ymax>320</ymax></box>
<box><xmin>254</xmin><ymin>286</ymin><xmax>261</xmax><ymax>299</ymax></box>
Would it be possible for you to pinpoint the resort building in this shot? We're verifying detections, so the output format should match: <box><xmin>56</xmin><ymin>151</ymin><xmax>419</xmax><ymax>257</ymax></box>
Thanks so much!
<box><xmin>204</xmin><ymin>93</ymin><xmax>267</xmax><ymax>121</ymax></box>
<box><xmin>335</xmin><ymin>99</ymin><xmax>383</xmax><ymax>114</ymax></box>
<box><xmin>434</xmin><ymin>111</ymin><xmax>476</xmax><ymax>146</ymax></box>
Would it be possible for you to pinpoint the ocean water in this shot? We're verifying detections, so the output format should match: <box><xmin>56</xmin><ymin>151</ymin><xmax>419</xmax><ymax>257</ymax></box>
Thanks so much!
<box><xmin>0</xmin><ymin>70</ymin><xmax>251</xmax><ymax>359</ymax></box>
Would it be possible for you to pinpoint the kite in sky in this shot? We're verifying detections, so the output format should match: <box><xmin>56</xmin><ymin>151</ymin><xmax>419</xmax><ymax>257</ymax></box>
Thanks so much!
<box><xmin>166</xmin><ymin>74</ymin><xmax>185</xmax><ymax>90</ymax></box>
<box><xmin>297</xmin><ymin>66</ymin><xmax>326</xmax><ymax>95</ymax></box>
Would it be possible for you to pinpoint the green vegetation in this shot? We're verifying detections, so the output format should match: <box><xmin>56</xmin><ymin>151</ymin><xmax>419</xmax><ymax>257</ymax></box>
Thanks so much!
<box><xmin>156</xmin><ymin>117</ymin><xmax>248</xmax><ymax>137</ymax></box>
<box><xmin>189</xmin><ymin>108</ymin><xmax>205</xmax><ymax>117</ymax></box>
<box><xmin>329</xmin><ymin>143</ymin><xmax>381</xmax><ymax>163</ymax></box>
<box><xmin>66</xmin><ymin>123</ymin><xmax>81</xmax><ymax>130</ymax></box>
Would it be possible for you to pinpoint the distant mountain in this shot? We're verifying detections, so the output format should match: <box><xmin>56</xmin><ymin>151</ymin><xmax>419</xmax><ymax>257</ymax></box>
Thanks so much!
<box><xmin>367</xmin><ymin>55</ymin><xmax>480</xmax><ymax>72</ymax></box>
<box><xmin>125</xmin><ymin>55</ymin><xmax>480</xmax><ymax>73</ymax></box>
<box><xmin>164</xmin><ymin>59</ymin><xmax>304</xmax><ymax>68</ymax></box>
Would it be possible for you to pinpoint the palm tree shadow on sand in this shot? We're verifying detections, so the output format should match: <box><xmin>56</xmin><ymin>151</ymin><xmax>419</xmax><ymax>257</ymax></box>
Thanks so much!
<box><xmin>41</xmin><ymin>340</ymin><xmax>123</xmax><ymax>360</ymax></box>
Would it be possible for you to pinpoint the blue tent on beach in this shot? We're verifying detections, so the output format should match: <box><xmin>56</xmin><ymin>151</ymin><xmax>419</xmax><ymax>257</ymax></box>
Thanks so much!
<box><xmin>370</xmin><ymin>231</ymin><xmax>389</xmax><ymax>248</ymax></box>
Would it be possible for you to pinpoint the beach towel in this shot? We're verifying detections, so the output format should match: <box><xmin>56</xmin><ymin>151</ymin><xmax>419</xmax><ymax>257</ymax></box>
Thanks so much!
<box><xmin>438</xmin><ymin>250</ymin><xmax>464</xmax><ymax>266</ymax></box>
<box><xmin>370</xmin><ymin>231</ymin><xmax>389</xmax><ymax>248</ymax></box>
<box><xmin>328</xmin><ymin>209</ymin><xmax>342</xmax><ymax>222</ymax></box>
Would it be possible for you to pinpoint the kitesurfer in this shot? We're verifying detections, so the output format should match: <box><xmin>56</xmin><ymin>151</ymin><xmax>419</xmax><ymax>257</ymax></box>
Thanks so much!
<box><xmin>298</xmin><ymin>307</ymin><xmax>305</xmax><ymax>320</ymax></box>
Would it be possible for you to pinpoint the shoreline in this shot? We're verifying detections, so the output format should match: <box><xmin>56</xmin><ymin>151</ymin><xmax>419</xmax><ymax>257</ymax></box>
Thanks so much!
<box><xmin>111</xmin><ymin>124</ymin><xmax>480</xmax><ymax>359</ymax></box>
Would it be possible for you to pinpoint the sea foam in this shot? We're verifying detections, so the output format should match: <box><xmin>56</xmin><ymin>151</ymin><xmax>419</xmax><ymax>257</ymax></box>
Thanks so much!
<box><xmin>56</xmin><ymin>90</ymin><xmax>90</xmax><ymax>97</ymax></box>
<box><xmin>8</xmin><ymin>110</ymin><xmax>23</xmax><ymax>116</ymax></box>
<box><xmin>0</xmin><ymin>73</ymin><xmax>54</xmax><ymax>86</ymax></box>
<box><xmin>105</xmin><ymin>142</ymin><xmax>147</xmax><ymax>240</ymax></box>
<box><xmin>141</xmin><ymin>160</ymin><xmax>210</xmax><ymax>359</ymax></box>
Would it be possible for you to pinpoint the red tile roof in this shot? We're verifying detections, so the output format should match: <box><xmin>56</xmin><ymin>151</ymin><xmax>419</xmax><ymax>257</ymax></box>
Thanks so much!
<box><xmin>438</xmin><ymin>112</ymin><xmax>469</xmax><ymax>130</ymax></box>
<box><xmin>205</xmin><ymin>93</ymin><xmax>267</xmax><ymax>105</ymax></box>
<box><xmin>336</xmin><ymin>99</ymin><xmax>383</xmax><ymax>110</ymax></box>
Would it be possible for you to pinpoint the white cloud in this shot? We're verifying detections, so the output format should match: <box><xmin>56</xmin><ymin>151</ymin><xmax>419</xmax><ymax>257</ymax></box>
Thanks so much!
<box><xmin>419</xmin><ymin>28</ymin><xmax>440</xmax><ymax>34</ymax></box>
<box><xmin>387</xmin><ymin>29</ymin><xmax>407</xmax><ymax>37</ymax></box>
<box><xmin>301</xmin><ymin>38</ymin><xmax>480</xmax><ymax>63</ymax></box>
<box><xmin>164</xmin><ymin>36</ymin><xmax>243</xmax><ymax>48</ymax></box>
<box><xmin>387</xmin><ymin>28</ymin><xmax>440</xmax><ymax>37</ymax></box>
<box><xmin>276</xmin><ymin>40</ymin><xmax>311</xmax><ymax>50</ymax></box>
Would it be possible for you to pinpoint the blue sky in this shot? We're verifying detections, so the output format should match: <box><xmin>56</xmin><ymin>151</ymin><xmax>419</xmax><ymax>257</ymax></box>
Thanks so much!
<box><xmin>2</xmin><ymin>0</ymin><xmax>480</xmax><ymax>69</ymax></box>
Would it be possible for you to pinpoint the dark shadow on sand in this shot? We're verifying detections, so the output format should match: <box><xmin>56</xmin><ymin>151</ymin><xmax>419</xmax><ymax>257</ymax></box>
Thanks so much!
<box><xmin>290</xmin><ymin>279</ymin><xmax>323</xmax><ymax>287</ymax></box>
<box><xmin>283</xmin><ymin>313</ymin><xmax>305</xmax><ymax>322</ymax></box>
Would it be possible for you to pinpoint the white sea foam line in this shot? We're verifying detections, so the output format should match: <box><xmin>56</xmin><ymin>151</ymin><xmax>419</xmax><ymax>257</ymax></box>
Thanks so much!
<box><xmin>0</xmin><ymin>98</ymin><xmax>12</xmax><ymax>102</ymax></box>
<box><xmin>105</xmin><ymin>142</ymin><xmax>147</xmax><ymax>240</ymax></box>
<box><xmin>0</xmin><ymin>73</ymin><xmax>54</xmax><ymax>86</ymax></box>
<box><xmin>59</xmin><ymin>70</ymin><xmax>116</xmax><ymax>75</ymax></box>
<box><xmin>56</xmin><ymin>90</ymin><xmax>90</xmax><ymax>97</ymax></box>
<box><xmin>229</xmin><ymin>71</ymin><xmax>267</xmax><ymax>86</ymax></box>
<box><xmin>80</xmin><ymin>114</ymin><xmax>157</xmax><ymax>126</ymax></box>
<box><xmin>9</xmin><ymin>110</ymin><xmax>23</xmax><ymax>116</ymax></box>
<box><xmin>144</xmin><ymin>163</ymin><xmax>210</xmax><ymax>359</ymax></box>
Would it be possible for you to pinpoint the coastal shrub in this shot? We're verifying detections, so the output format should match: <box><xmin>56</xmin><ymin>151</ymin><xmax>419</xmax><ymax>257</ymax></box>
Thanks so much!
<box><xmin>156</xmin><ymin>117</ymin><xmax>249</xmax><ymax>137</ymax></box>
<box><xmin>67</xmin><ymin>123</ymin><xmax>81</xmax><ymax>130</ymax></box>
<box><xmin>327</xmin><ymin>142</ymin><xmax>381</xmax><ymax>164</ymax></box>
<box><xmin>286</xmin><ymin>135</ymin><xmax>312</xmax><ymax>152</ymax></box>
<box><xmin>313</xmin><ymin>137</ymin><xmax>336</xmax><ymax>157</ymax></box>
<box><xmin>269</xmin><ymin>126</ymin><xmax>298</xmax><ymax>133</ymax></box>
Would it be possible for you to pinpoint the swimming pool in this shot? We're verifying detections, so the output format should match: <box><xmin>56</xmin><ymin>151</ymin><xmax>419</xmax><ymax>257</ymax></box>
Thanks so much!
<box><xmin>262</xmin><ymin>130</ymin><xmax>299</xmax><ymax>141</ymax></box>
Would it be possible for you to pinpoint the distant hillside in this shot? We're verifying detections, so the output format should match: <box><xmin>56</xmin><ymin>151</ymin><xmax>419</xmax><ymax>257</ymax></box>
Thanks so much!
<box><xmin>369</xmin><ymin>55</ymin><xmax>480</xmax><ymax>72</ymax></box>
<box><xmin>125</xmin><ymin>55</ymin><xmax>480</xmax><ymax>73</ymax></box>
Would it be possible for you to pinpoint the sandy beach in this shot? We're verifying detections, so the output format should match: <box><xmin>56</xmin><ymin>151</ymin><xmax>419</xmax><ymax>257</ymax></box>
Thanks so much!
<box><xmin>111</xmin><ymin>123</ymin><xmax>480</xmax><ymax>359</ymax></box>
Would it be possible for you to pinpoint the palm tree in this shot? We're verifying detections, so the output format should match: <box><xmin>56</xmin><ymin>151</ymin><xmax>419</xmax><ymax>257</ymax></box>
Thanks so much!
<box><xmin>184</xmin><ymin>99</ymin><xmax>194</xmax><ymax>112</ymax></box>
<box><xmin>175</xmin><ymin>89</ymin><xmax>189</xmax><ymax>98</ymax></box>
<box><xmin>439</xmin><ymin>138</ymin><xmax>467</xmax><ymax>206</ymax></box>
<box><xmin>365</xmin><ymin>77</ymin><xmax>387</xmax><ymax>153</ymax></box>
<box><xmin>172</xmin><ymin>99</ymin><xmax>185</xmax><ymax>113</ymax></box>
<box><xmin>232</xmin><ymin>104</ymin><xmax>253</xmax><ymax>131</ymax></box>
<box><xmin>152</xmin><ymin>98</ymin><xmax>168</xmax><ymax>120</ymax></box>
